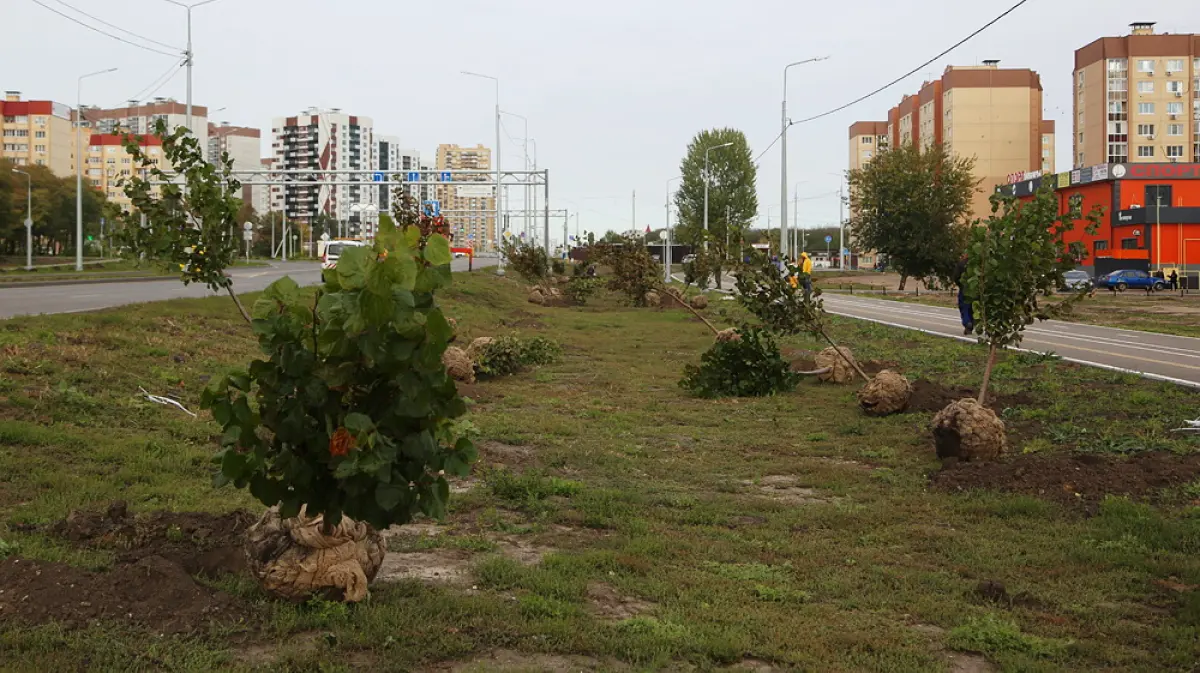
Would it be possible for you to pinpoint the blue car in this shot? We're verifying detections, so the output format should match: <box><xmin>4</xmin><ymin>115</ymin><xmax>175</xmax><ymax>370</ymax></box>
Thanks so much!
<box><xmin>1096</xmin><ymin>269</ymin><xmax>1167</xmax><ymax>292</ymax></box>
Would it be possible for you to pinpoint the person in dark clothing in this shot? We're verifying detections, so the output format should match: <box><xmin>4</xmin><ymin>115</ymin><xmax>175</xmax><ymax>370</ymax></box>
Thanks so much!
<box><xmin>953</xmin><ymin>254</ymin><xmax>974</xmax><ymax>335</ymax></box>
<box><xmin>1169</xmin><ymin>269</ymin><xmax>1179</xmax><ymax>291</ymax></box>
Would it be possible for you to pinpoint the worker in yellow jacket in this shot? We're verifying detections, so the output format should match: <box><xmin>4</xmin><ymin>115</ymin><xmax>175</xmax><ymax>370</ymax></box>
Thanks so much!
<box><xmin>799</xmin><ymin>252</ymin><xmax>813</xmax><ymax>300</ymax></box>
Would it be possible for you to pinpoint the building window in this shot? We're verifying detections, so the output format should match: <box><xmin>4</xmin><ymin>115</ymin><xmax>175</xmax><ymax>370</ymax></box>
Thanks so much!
<box><xmin>34</xmin><ymin>131</ymin><xmax>45</xmax><ymax>138</ymax></box>
<box><xmin>1137</xmin><ymin>145</ymin><xmax>1155</xmax><ymax>157</ymax></box>
<box><xmin>1169</xmin><ymin>123</ymin><xmax>1184</xmax><ymax>136</ymax></box>
<box><xmin>1138</xmin><ymin>81</ymin><xmax>1154</xmax><ymax>94</ymax></box>
<box><xmin>34</xmin><ymin>145</ymin><xmax>45</xmax><ymax>152</ymax></box>
<box><xmin>861</xmin><ymin>136</ymin><xmax>872</xmax><ymax>145</ymax></box>
<box><xmin>1138</xmin><ymin>103</ymin><xmax>1155</xmax><ymax>115</ymax></box>
<box><xmin>862</xmin><ymin>150</ymin><xmax>872</xmax><ymax>160</ymax></box>
<box><xmin>1167</xmin><ymin>59</ymin><xmax>1185</xmax><ymax>72</ymax></box>
<box><xmin>1167</xmin><ymin>102</ymin><xmax>1184</xmax><ymax>115</ymax></box>
<box><xmin>1167</xmin><ymin>145</ymin><xmax>1184</xmax><ymax>158</ymax></box>
<box><xmin>1121</xmin><ymin>238</ymin><xmax>1141</xmax><ymax>250</ymax></box>
<box><xmin>1107</xmin><ymin>143</ymin><xmax>1128</xmax><ymax>163</ymax></box>
<box><xmin>1042</xmin><ymin>149</ymin><xmax>1050</xmax><ymax>158</ymax></box>
<box><xmin>1168</xmin><ymin>80</ymin><xmax>1184</xmax><ymax>93</ymax></box>
<box><xmin>1043</xmin><ymin>135</ymin><xmax>1049</xmax><ymax>145</ymax></box>
<box><xmin>1137</xmin><ymin>59</ymin><xmax>1155</xmax><ymax>73</ymax></box>
<box><xmin>1108</xmin><ymin>77</ymin><xmax>1127</xmax><ymax>92</ymax></box>
<box><xmin>1094</xmin><ymin>240</ymin><xmax>1108</xmax><ymax>252</ymax></box>
<box><xmin>11</xmin><ymin>116</ymin><xmax>27</xmax><ymax>124</ymax></box>
<box><xmin>1136</xmin><ymin>124</ymin><xmax>1155</xmax><ymax>136</ymax></box>
<box><xmin>1109</xmin><ymin>59</ymin><xmax>1128</xmax><ymax>72</ymax></box>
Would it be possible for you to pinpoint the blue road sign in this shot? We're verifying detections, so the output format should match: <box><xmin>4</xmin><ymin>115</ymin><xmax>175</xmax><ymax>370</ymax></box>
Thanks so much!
<box><xmin>373</xmin><ymin>172</ymin><xmax>385</xmax><ymax>182</ymax></box>
<box><xmin>440</xmin><ymin>171</ymin><xmax>452</xmax><ymax>182</ymax></box>
<box><xmin>422</xmin><ymin>200</ymin><xmax>441</xmax><ymax>217</ymax></box>
<box><xmin>825</xmin><ymin>235</ymin><xmax>833</xmax><ymax>243</ymax></box>
<box><xmin>406</xmin><ymin>171</ymin><xmax>420</xmax><ymax>182</ymax></box>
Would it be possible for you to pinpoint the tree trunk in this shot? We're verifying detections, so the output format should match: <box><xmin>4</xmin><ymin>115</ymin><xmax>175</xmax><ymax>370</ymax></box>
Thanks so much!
<box><xmin>978</xmin><ymin>343</ymin><xmax>998</xmax><ymax>407</ymax></box>
<box><xmin>244</xmin><ymin>506</ymin><xmax>386</xmax><ymax>603</ymax></box>
<box><xmin>714</xmin><ymin>263</ymin><xmax>723</xmax><ymax>289</ymax></box>
<box><xmin>898</xmin><ymin>274</ymin><xmax>908</xmax><ymax>291</ymax></box>
<box><xmin>225</xmin><ymin>285</ymin><xmax>252</xmax><ymax>324</ymax></box>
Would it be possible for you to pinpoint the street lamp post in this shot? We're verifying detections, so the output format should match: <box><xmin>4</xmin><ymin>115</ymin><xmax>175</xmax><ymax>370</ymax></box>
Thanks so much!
<box><xmin>703</xmin><ymin>142</ymin><xmax>734</xmax><ymax>252</ymax></box>
<box><xmin>76</xmin><ymin>67</ymin><xmax>117</xmax><ymax>271</ymax></box>
<box><xmin>462</xmin><ymin>71</ymin><xmax>502</xmax><ymax>274</ymax></box>
<box><xmin>500</xmin><ymin>110</ymin><xmax>529</xmax><ymax>240</ymax></box>
<box><xmin>12</xmin><ymin>169</ymin><xmax>33</xmax><ymax>270</ymax></box>
<box><xmin>781</xmin><ymin>56</ymin><xmax>828</xmax><ymax>260</ymax></box>
<box><xmin>665</xmin><ymin>176</ymin><xmax>682</xmax><ymax>284</ymax></box>
<box><xmin>163</xmin><ymin>0</ymin><xmax>220</xmax><ymax>132</ymax></box>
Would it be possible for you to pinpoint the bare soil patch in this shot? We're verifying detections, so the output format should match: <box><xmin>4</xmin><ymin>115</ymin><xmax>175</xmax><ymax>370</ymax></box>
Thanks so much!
<box><xmin>743</xmin><ymin>476</ymin><xmax>831</xmax><ymax>505</ymax></box>
<box><xmin>456</xmin><ymin>381</ymin><xmax>501</xmax><ymax>403</ymax></box>
<box><xmin>931</xmin><ymin>452</ymin><xmax>1200</xmax><ymax>511</ymax></box>
<box><xmin>908</xmin><ymin>379</ymin><xmax>1037</xmax><ymax>414</ymax></box>
<box><xmin>477</xmin><ymin>440</ymin><xmax>535</xmax><ymax>468</ymax></box>
<box><xmin>586</xmin><ymin>582</ymin><xmax>655</xmax><ymax>620</ymax></box>
<box><xmin>426</xmin><ymin>649</ymin><xmax>623</xmax><ymax>672</ymax></box>
<box><xmin>499</xmin><ymin>310</ymin><xmax>548</xmax><ymax>329</ymax></box>
<box><xmin>377</xmin><ymin>526</ymin><xmax>554</xmax><ymax>585</ymax></box>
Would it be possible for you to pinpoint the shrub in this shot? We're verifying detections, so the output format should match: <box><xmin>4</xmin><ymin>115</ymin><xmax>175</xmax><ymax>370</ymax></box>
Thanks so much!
<box><xmin>502</xmin><ymin>240</ymin><xmax>550</xmax><ymax>287</ymax></box>
<box><xmin>592</xmin><ymin>237</ymin><xmax>661</xmax><ymax>306</ymax></box>
<box><xmin>564</xmin><ymin>277</ymin><xmax>601</xmax><ymax>305</ymax></box>
<box><xmin>476</xmin><ymin>336</ymin><xmax>562</xmax><ymax>377</ymax></box>
<box><xmin>680</xmin><ymin>326</ymin><xmax>799</xmax><ymax>398</ymax></box>
<box><xmin>551</xmin><ymin>259</ymin><xmax>566</xmax><ymax>275</ymax></box>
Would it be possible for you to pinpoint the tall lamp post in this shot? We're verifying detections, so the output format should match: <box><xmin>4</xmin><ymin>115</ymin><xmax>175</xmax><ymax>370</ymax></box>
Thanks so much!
<box><xmin>781</xmin><ymin>56</ymin><xmax>828</xmax><ymax>260</ymax></box>
<box><xmin>162</xmin><ymin>0</ymin><xmax>220</xmax><ymax>132</ymax></box>
<box><xmin>703</xmin><ymin>142</ymin><xmax>734</xmax><ymax>252</ymax></box>
<box><xmin>76</xmin><ymin>67</ymin><xmax>117</xmax><ymax>271</ymax></box>
<box><xmin>12</xmin><ymin>169</ymin><xmax>33</xmax><ymax>270</ymax></box>
<box><xmin>500</xmin><ymin>110</ymin><xmax>529</xmax><ymax>239</ymax></box>
<box><xmin>665</xmin><ymin>176</ymin><xmax>682</xmax><ymax>284</ymax></box>
<box><xmin>462</xmin><ymin>71</ymin><xmax>502</xmax><ymax>273</ymax></box>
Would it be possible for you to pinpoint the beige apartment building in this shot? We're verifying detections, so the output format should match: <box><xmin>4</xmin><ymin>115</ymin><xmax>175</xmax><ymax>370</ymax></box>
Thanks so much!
<box><xmin>848</xmin><ymin>120</ymin><xmax>889</xmax><ymax>172</ymax></box>
<box><xmin>1</xmin><ymin>91</ymin><xmax>75</xmax><ymax>176</ymax></box>
<box><xmin>853</xmin><ymin>63</ymin><xmax>1054</xmax><ymax>217</ymax></box>
<box><xmin>79</xmin><ymin>98</ymin><xmax>209</xmax><ymax>157</ymax></box>
<box><xmin>435</xmin><ymin>143</ymin><xmax>495</xmax><ymax>250</ymax></box>
<box><xmin>208</xmin><ymin>122</ymin><xmax>263</xmax><ymax>212</ymax></box>
<box><xmin>83</xmin><ymin>133</ymin><xmax>167</xmax><ymax>211</ymax></box>
<box><xmin>1073</xmin><ymin>22</ymin><xmax>1200</xmax><ymax>167</ymax></box>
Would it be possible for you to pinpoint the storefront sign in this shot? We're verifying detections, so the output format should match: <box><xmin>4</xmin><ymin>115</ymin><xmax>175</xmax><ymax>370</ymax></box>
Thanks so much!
<box><xmin>1007</xmin><ymin>169</ymin><xmax>1042</xmax><ymax>184</ymax></box>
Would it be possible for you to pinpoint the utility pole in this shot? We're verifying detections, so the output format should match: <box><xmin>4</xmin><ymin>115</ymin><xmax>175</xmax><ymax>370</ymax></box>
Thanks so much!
<box><xmin>780</xmin><ymin>57</ymin><xmax>828</xmax><ymax>260</ymax></box>
<box><xmin>632</xmin><ymin>190</ymin><xmax>636</xmax><ymax>236</ymax></box>
<box><xmin>839</xmin><ymin>183</ymin><xmax>846</xmax><ymax>269</ymax></box>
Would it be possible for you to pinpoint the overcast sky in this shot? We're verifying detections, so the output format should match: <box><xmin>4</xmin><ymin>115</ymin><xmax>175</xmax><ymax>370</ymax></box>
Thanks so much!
<box><xmin>5</xmin><ymin>0</ymin><xmax>1198</xmax><ymax>236</ymax></box>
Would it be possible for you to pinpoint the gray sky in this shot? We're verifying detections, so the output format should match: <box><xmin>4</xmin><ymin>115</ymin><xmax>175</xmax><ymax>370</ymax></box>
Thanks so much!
<box><xmin>5</xmin><ymin>0</ymin><xmax>1197</xmax><ymax>236</ymax></box>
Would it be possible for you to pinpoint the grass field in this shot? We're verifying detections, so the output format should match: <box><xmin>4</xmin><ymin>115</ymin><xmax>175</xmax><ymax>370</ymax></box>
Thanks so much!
<box><xmin>1</xmin><ymin>271</ymin><xmax>1198</xmax><ymax>671</ymax></box>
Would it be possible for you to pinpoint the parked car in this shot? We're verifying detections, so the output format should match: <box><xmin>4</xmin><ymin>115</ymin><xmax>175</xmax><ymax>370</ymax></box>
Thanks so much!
<box><xmin>1095</xmin><ymin>269</ymin><xmax>1167</xmax><ymax>292</ymax></box>
<box><xmin>321</xmin><ymin>240</ymin><xmax>369</xmax><ymax>272</ymax></box>
<box><xmin>1062</xmin><ymin>270</ymin><xmax>1092</xmax><ymax>290</ymax></box>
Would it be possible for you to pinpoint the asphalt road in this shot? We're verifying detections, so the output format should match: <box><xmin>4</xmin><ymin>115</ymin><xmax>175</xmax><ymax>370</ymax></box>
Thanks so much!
<box><xmin>822</xmin><ymin>293</ymin><xmax>1200</xmax><ymax>388</ymax></box>
<box><xmin>0</xmin><ymin>256</ymin><xmax>496</xmax><ymax>320</ymax></box>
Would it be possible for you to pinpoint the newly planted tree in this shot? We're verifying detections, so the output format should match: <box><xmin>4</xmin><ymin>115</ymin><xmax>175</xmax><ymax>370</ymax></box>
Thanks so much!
<box><xmin>934</xmin><ymin>185</ymin><xmax>1100</xmax><ymax>461</ymax></box>
<box><xmin>123</xmin><ymin>123</ymin><xmax>475</xmax><ymax>602</ymax></box>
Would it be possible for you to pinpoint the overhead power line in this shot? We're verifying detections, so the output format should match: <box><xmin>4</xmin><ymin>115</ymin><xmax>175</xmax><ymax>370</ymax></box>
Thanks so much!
<box><xmin>752</xmin><ymin>0</ymin><xmax>1035</xmax><ymax>165</ymax></box>
<box><xmin>50</xmin><ymin>0</ymin><xmax>182</xmax><ymax>51</ymax></box>
<box><xmin>28</xmin><ymin>0</ymin><xmax>180</xmax><ymax>57</ymax></box>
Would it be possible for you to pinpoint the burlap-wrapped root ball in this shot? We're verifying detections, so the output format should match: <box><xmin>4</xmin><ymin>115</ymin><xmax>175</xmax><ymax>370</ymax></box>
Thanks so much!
<box><xmin>645</xmin><ymin>291</ymin><xmax>661</xmax><ymax>307</ymax></box>
<box><xmin>664</xmin><ymin>287</ymin><xmax>683</xmax><ymax>300</ymax></box>
<box><xmin>690</xmin><ymin>295</ymin><xmax>709</xmax><ymax>310</ymax></box>
<box><xmin>856</xmin><ymin>370</ymin><xmax>912</xmax><ymax>416</ymax></box>
<box><xmin>446</xmin><ymin>318</ymin><xmax>458</xmax><ymax>344</ymax></box>
<box><xmin>715</xmin><ymin>328</ymin><xmax>741</xmax><ymax>343</ymax></box>
<box><xmin>815</xmin><ymin>346</ymin><xmax>858</xmax><ymax>384</ymax></box>
<box><xmin>466</xmin><ymin>336</ymin><xmax>493</xmax><ymax>362</ymax></box>
<box><xmin>548</xmin><ymin>287</ymin><xmax>563</xmax><ymax>298</ymax></box>
<box><xmin>932</xmin><ymin>398</ymin><xmax>1007</xmax><ymax>462</ymax></box>
<box><xmin>528</xmin><ymin>289</ymin><xmax>546</xmax><ymax>305</ymax></box>
<box><xmin>442</xmin><ymin>346</ymin><xmax>476</xmax><ymax>384</ymax></box>
<box><xmin>245</xmin><ymin>506</ymin><xmax>386</xmax><ymax>603</ymax></box>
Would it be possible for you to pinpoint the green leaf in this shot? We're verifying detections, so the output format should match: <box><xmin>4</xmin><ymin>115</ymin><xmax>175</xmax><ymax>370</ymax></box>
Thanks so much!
<box><xmin>424</xmin><ymin>234</ymin><xmax>452</xmax><ymax>266</ymax></box>
<box><xmin>359</xmin><ymin>291</ymin><xmax>393</xmax><ymax>327</ymax></box>
<box><xmin>251</xmin><ymin>297</ymin><xmax>278</xmax><ymax>321</ymax></box>
<box><xmin>336</xmin><ymin>246</ymin><xmax>371</xmax><ymax>290</ymax></box>
<box><xmin>375</xmin><ymin>482</ymin><xmax>406</xmax><ymax>511</ymax></box>
<box><xmin>403</xmin><ymin>226</ymin><xmax>421</xmax><ymax>248</ymax></box>
<box><xmin>264</xmin><ymin>275</ymin><xmax>301</xmax><ymax>303</ymax></box>
<box><xmin>344</xmin><ymin>413</ymin><xmax>374</xmax><ymax>435</ymax></box>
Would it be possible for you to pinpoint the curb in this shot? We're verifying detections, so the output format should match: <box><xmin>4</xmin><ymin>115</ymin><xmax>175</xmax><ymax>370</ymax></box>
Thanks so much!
<box><xmin>0</xmin><ymin>275</ymin><xmax>172</xmax><ymax>289</ymax></box>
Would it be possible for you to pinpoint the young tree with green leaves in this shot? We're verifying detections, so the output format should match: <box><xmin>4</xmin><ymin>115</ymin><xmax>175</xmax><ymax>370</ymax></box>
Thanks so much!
<box><xmin>847</xmin><ymin>142</ymin><xmax>975</xmax><ymax>290</ymax></box>
<box><xmin>674</xmin><ymin>128</ymin><xmax>758</xmax><ymax>289</ymax></box>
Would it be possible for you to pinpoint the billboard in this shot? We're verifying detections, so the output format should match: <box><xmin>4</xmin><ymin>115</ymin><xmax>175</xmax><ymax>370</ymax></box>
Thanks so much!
<box><xmin>456</xmin><ymin>185</ymin><xmax>494</xmax><ymax>198</ymax></box>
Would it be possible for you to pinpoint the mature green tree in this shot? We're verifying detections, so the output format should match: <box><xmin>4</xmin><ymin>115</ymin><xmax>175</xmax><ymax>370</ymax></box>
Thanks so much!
<box><xmin>0</xmin><ymin>159</ymin><xmax>17</xmax><ymax>256</ymax></box>
<box><xmin>674</xmin><ymin>128</ymin><xmax>757</xmax><ymax>288</ymax></box>
<box><xmin>599</xmin><ymin>230</ymin><xmax>624</xmax><ymax>244</ymax></box>
<box><xmin>847</xmin><ymin>142</ymin><xmax>975</xmax><ymax>289</ymax></box>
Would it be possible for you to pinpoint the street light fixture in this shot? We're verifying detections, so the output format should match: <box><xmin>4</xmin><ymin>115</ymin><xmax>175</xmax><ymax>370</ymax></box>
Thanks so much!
<box><xmin>703</xmin><ymin>142</ymin><xmax>734</xmax><ymax>251</ymax></box>
<box><xmin>461</xmin><ymin>71</ymin><xmax>503</xmax><ymax>273</ymax></box>
<box><xmin>12</xmin><ymin>169</ymin><xmax>33</xmax><ymax>270</ymax></box>
<box><xmin>781</xmin><ymin>56</ymin><xmax>829</xmax><ymax>260</ymax></box>
<box><xmin>76</xmin><ymin>66</ymin><xmax>118</xmax><ymax>272</ymax></box>
<box><xmin>162</xmin><ymin>0</ymin><xmax>220</xmax><ymax>132</ymax></box>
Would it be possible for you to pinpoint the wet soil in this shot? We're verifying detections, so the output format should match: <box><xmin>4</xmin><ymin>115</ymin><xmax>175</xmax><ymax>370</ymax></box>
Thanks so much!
<box><xmin>907</xmin><ymin>379</ymin><xmax>1037</xmax><ymax>414</ymax></box>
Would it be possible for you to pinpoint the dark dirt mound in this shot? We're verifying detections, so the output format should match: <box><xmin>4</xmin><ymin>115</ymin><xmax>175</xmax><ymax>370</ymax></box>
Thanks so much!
<box><xmin>930</xmin><ymin>451</ymin><xmax>1200</xmax><ymax>511</ymax></box>
<box><xmin>499</xmin><ymin>310</ymin><xmax>547</xmax><ymax>329</ymax></box>
<box><xmin>908</xmin><ymin>379</ymin><xmax>1037</xmax><ymax>414</ymax></box>
<box><xmin>0</xmin><ymin>555</ymin><xmax>246</xmax><ymax>633</ymax></box>
<box><xmin>47</xmin><ymin>501</ymin><xmax>254</xmax><ymax>577</ymax></box>
<box><xmin>456</xmin><ymin>381</ymin><xmax>501</xmax><ymax>403</ymax></box>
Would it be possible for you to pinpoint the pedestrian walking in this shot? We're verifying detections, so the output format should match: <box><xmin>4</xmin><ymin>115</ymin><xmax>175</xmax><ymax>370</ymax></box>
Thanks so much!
<box><xmin>799</xmin><ymin>251</ymin><xmax>814</xmax><ymax>301</ymax></box>
<box><xmin>953</xmin><ymin>254</ymin><xmax>974</xmax><ymax>335</ymax></box>
<box><xmin>1169</xmin><ymin>269</ymin><xmax>1179</xmax><ymax>291</ymax></box>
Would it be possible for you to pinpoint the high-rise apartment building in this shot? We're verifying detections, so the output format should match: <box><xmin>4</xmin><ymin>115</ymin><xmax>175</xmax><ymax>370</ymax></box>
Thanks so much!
<box><xmin>848</xmin><ymin>121</ymin><xmax>889</xmax><ymax>173</ymax></box>
<box><xmin>270</xmin><ymin>108</ymin><xmax>375</xmax><ymax>234</ymax></box>
<box><xmin>82</xmin><ymin>133</ymin><xmax>168</xmax><ymax>211</ymax></box>
<box><xmin>860</xmin><ymin>63</ymin><xmax>1053</xmax><ymax>217</ymax></box>
<box><xmin>1</xmin><ymin>91</ymin><xmax>74</xmax><ymax>176</ymax></box>
<box><xmin>256</xmin><ymin>157</ymin><xmax>274</xmax><ymax>216</ymax></box>
<box><xmin>208</xmin><ymin>122</ymin><xmax>262</xmax><ymax>211</ymax></box>
<box><xmin>374</xmin><ymin>135</ymin><xmax>421</xmax><ymax>215</ymax></box>
<box><xmin>1073</xmin><ymin>22</ymin><xmax>1200</xmax><ymax>168</ymax></box>
<box><xmin>79</xmin><ymin>98</ymin><xmax>209</xmax><ymax>157</ymax></box>
<box><xmin>435</xmin><ymin>144</ymin><xmax>495</xmax><ymax>250</ymax></box>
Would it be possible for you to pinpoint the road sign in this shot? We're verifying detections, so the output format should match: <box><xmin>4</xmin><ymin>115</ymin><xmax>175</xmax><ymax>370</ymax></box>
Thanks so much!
<box><xmin>422</xmin><ymin>200</ymin><xmax>441</xmax><ymax>217</ymax></box>
<box><xmin>23</xmin><ymin>218</ymin><xmax>32</xmax><ymax>229</ymax></box>
<box><xmin>373</xmin><ymin>172</ymin><xmax>385</xmax><ymax>182</ymax></box>
<box><xmin>825</xmin><ymin>235</ymin><xmax>832</xmax><ymax>243</ymax></box>
<box><xmin>439</xmin><ymin>171</ymin><xmax>452</xmax><ymax>183</ymax></box>
<box><xmin>406</xmin><ymin>171</ymin><xmax>420</xmax><ymax>182</ymax></box>
<box><xmin>243</xmin><ymin>221</ymin><xmax>254</xmax><ymax>231</ymax></box>
<box><xmin>243</xmin><ymin>231</ymin><xmax>254</xmax><ymax>242</ymax></box>
<box><xmin>456</xmin><ymin>184</ymin><xmax>493</xmax><ymax>198</ymax></box>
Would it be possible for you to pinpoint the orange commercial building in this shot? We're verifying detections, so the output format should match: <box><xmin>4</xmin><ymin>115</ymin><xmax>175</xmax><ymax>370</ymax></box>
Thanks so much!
<box><xmin>997</xmin><ymin>162</ymin><xmax>1200</xmax><ymax>278</ymax></box>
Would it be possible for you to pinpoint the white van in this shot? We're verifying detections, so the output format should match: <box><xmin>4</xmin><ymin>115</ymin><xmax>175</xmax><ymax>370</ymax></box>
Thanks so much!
<box><xmin>321</xmin><ymin>240</ymin><xmax>369</xmax><ymax>270</ymax></box>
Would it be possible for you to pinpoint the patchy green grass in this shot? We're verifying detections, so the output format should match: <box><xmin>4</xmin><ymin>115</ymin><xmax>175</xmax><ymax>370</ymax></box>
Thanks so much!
<box><xmin>0</xmin><ymin>270</ymin><xmax>1198</xmax><ymax>671</ymax></box>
